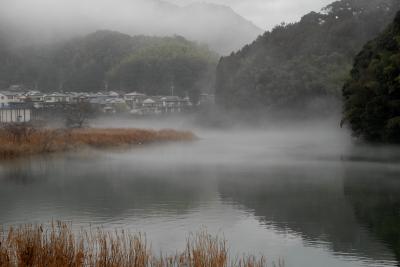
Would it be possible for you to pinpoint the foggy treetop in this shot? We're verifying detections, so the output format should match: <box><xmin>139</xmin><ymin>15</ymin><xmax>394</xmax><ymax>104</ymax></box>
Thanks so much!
<box><xmin>215</xmin><ymin>0</ymin><xmax>400</xmax><ymax>116</ymax></box>
<box><xmin>0</xmin><ymin>31</ymin><xmax>218</xmax><ymax>100</ymax></box>
<box><xmin>343</xmin><ymin>11</ymin><xmax>400</xmax><ymax>143</ymax></box>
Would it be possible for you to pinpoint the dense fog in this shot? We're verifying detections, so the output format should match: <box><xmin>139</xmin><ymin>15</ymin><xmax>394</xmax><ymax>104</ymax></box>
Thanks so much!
<box><xmin>169</xmin><ymin>0</ymin><xmax>333</xmax><ymax>28</ymax></box>
<box><xmin>1</xmin><ymin>0</ymin><xmax>400</xmax><ymax>265</ymax></box>
<box><xmin>1</xmin><ymin>116</ymin><xmax>400</xmax><ymax>266</ymax></box>
<box><xmin>0</xmin><ymin>0</ymin><xmax>336</xmax><ymax>54</ymax></box>
<box><xmin>0</xmin><ymin>0</ymin><xmax>262</xmax><ymax>54</ymax></box>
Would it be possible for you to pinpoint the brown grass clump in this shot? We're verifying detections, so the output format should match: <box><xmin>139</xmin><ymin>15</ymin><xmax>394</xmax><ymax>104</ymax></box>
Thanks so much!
<box><xmin>0</xmin><ymin>223</ymin><xmax>272</xmax><ymax>267</ymax></box>
<box><xmin>0</xmin><ymin>126</ymin><xmax>196</xmax><ymax>160</ymax></box>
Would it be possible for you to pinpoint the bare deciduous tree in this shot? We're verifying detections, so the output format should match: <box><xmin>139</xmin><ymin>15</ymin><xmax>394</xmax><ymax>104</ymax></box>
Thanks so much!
<box><xmin>65</xmin><ymin>103</ymin><xmax>93</xmax><ymax>129</ymax></box>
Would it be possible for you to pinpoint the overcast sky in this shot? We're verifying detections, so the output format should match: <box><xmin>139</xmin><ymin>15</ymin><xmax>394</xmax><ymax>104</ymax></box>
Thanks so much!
<box><xmin>0</xmin><ymin>0</ymin><xmax>334</xmax><ymax>31</ymax></box>
<box><xmin>0</xmin><ymin>0</ymin><xmax>335</xmax><ymax>52</ymax></box>
<box><xmin>169</xmin><ymin>0</ymin><xmax>333</xmax><ymax>29</ymax></box>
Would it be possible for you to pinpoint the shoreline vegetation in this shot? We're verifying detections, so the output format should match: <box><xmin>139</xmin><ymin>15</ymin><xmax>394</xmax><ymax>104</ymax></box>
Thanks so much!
<box><xmin>0</xmin><ymin>223</ymin><xmax>273</xmax><ymax>267</ymax></box>
<box><xmin>0</xmin><ymin>125</ymin><xmax>196</xmax><ymax>160</ymax></box>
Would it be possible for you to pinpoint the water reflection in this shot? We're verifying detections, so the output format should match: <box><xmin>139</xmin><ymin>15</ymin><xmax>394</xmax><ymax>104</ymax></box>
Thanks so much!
<box><xmin>0</xmin><ymin>127</ymin><xmax>399</xmax><ymax>267</ymax></box>
<box><xmin>217</xmin><ymin>162</ymin><xmax>398</xmax><ymax>264</ymax></box>
<box><xmin>0</xmin><ymin>153</ymin><xmax>212</xmax><ymax>225</ymax></box>
<box><xmin>344</xmin><ymin>164</ymin><xmax>400</xmax><ymax>264</ymax></box>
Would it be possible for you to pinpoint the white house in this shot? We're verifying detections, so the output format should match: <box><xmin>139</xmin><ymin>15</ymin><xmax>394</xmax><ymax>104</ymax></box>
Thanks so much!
<box><xmin>68</xmin><ymin>92</ymin><xmax>90</xmax><ymax>103</ymax></box>
<box><xmin>0</xmin><ymin>93</ymin><xmax>9</xmax><ymax>108</ymax></box>
<box><xmin>124</xmin><ymin>91</ymin><xmax>146</xmax><ymax>100</ymax></box>
<box><xmin>142</xmin><ymin>98</ymin><xmax>157</xmax><ymax>108</ymax></box>
<box><xmin>161</xmin><ymin>96</ymin><xmax>183</xmax><ymax>113</ymax></box>
<box><xmin>124</xmin><ymin>92</ymin><xmax>147</xmax><ymax>108</ymax></box>
<box><xmin>0</xmin><ymin>91</ymin><xmax>23</xmax><ymax>104</ymax></box>
<box><xmin>140</xmin><ymin>98</ymin><xmax>162</xmax><ymax>115</ymax></box>
<box><xmin>108</xmin><ymin>91</ymin><xmax>120</xmax><ymax>98</ymax></box>
<box><xmin>88</xmin><ymin>92</ymin><xmax>110</xmax><ymax>105</ymax></box>
<box><xmin>44</xmin><ymin>93</ymin><xmax>70</xmax><ymax>103</ymax></box>
<box><xmin>24</xmin><ymin>91</ymin><xmax>45</xmax><ymax>102</ymax></box>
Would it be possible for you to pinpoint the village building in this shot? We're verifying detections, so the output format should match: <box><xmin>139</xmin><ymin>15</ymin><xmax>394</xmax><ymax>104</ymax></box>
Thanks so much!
<box><xmin>0</xmin><ymin>91</ymin><xmax>23</xmax><ymax>105</ymax></box>
<box><xmin>129</xmin><ymin>95</ymin><xmax>191</xmax><ymax>115</ymax></box>
<box><xmin>161</xmin><ymin>96</ymin><xmax>191</xmax><ymax>113</ymax></box>
<box><xmin>21</xmin><ymin>91</ymin><xmax>45</xmax><ymax>108</ymax></box>
<box><xmin>24</xmin><ymin>91</ymin><xmax>45</xmax><ymax>102</ymax></box>
<box><xmin>124</xmin><ymin>92</ymin><xmax>147</xmax><ymax>109</ymax></box>
<box><xmin>102</xmin><ymin>98</ymin><xmax>128</xmax><ymax>113</ymax></box>
<box><xmin>89</xmin><ymin>92</ymin><xmax>120</xmax><ymax>105</ymax></box>
<box><xmin>0</xmin><ymin>93</ymin><xmax>9</xmax><ymax>108</ymax></box>
<box><xmin>67</xmin><ymin>92</ymin><xmax>91</xmax><ymax>103</ymax></box>
<box><xmin>108</xmin><ymin>91</ymin><xmax>120</xmax><ymax>98</ymax></box>
<box><xmin>44</xmin><ymin>93</ymin><xmax>70</xmax><ymax>103</ymax></box>
<box><xmin>0</xmin><ymin>104</ymin><xmax>32</xmax><ymax>123</ymax></box>
<box><xmin>0</xmin><ymin>88</ymin><xmax>195</xmax><ymax>117</ymax></box>
<box><xmin>140</xmin><ymin>98</ymin><xmax>162</xmax><ymax>115</ymax></box>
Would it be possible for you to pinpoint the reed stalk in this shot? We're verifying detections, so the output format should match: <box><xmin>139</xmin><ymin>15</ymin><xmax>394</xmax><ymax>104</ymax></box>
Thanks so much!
<box><xmin>0</xmin><ymin>223</ymin><xmax>272</xmax><ymax>267</ymax></box>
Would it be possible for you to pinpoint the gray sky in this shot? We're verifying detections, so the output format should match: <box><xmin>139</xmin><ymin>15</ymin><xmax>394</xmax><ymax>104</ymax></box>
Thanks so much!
<box><xmin>0</xmin><ymin>0</ymin><xmax>334</xmax><ymax>31</ymax></box>
<box><xmin>169</xmin><ymin>0</ymin><xmax>333</xmax><ymax>29</ymax></box>
<box><xmin>0</xmin><ymin>0</ymin><xmax>335</xmax><ymax>53</ymax></box>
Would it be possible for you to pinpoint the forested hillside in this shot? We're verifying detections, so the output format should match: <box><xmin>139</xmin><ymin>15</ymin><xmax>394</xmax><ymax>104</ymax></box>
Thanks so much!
<box><xmin>216</xmin><ymin>0</ymin><xmax>400</xmax><ymax>116</ymax></box>
<box><xmin>343</xmin><ymin>11</ymin><xmax>400</xmax><ymax>143</ymax></box>
<box><xmin>107</xmin><ymin>36</ymin><xmax>217</xmax><ymax>101</ymax></box>
<box><xmin>0</xmin><ymin>31</ymin><xmax>218</xmax><ymax>100</ymax></box>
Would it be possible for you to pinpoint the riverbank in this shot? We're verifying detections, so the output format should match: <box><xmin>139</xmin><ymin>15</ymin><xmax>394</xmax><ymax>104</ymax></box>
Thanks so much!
<box><xmin>0</xmin><ymin>223</ymin><xmax>269</xmax><ymax>267</ymax></box>
<box><xmin>0</xmin><ymin>127</ymin><xmax>196</xmax><ymax>160</ymax></box>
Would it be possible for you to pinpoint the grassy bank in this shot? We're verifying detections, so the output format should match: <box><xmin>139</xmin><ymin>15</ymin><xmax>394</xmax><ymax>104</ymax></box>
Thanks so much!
<box><xmin>0</xmin><ymin>127</ymin><xmax>196</xmax><ymax>160</ymax></box>
<box><xmin>0</xmin><ymin>223</ymin><xmax>273</xmax><ymax>267</ymax></box>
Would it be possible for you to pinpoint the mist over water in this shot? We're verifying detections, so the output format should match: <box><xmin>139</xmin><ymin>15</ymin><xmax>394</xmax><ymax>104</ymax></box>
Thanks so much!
<box><xmin>1</xmin><ymin>0</ymin><xmax>399</xmax><ymax>265</ymax></box>
<box><xmin>1</xmin><ymin>117</ymin><xmax>399</xmax><ymax>267</ymax></box>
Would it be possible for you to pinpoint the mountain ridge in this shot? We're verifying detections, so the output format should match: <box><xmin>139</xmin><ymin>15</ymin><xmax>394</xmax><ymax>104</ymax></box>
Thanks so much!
<box><xmin>215</xmin><ymin>0</ymin><xmax>400</xmax><ymax>116</ymax></box>
<box><xmin>0</xmin><ymin>0</ymin><xmax>262</xmax><ymax>55</ymax></box>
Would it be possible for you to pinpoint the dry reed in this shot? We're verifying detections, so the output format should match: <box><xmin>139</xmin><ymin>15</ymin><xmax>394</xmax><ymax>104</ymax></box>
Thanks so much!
<box><xmin>0</xmin><ymin>223</ymin><xmax>273</xmax><ymax>267</ymax></box>
<box><xmin>0</xmin><ymin>127</ymin><xmax>196</xmax><ymax>160</ymax></box>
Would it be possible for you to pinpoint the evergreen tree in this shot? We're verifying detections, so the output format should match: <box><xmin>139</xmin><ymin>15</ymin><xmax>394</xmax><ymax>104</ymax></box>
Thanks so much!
<box><xmin>215</xmin><ymin>0</ymin><xmax>400</xmax><ymax>117</ymax></box>
<box><xmin>343</xmin><ymin>11</ymin><xmax>400</xmax><ymax>142</ymax></box>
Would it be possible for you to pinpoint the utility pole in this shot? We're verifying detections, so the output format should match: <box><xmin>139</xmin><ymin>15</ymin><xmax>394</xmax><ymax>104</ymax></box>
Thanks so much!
<box><xmin>171</xmin><ymin>83</ymin><xmax>174</xmax><ymax>97</ymax></box>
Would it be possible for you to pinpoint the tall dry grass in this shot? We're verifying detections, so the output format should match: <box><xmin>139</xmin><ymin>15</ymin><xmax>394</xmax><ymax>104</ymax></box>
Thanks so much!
<box><xmin>0</xmin><ymin>223</ymin><xmax>275</xmax><ymax>267</ymax></box>
<box><xmin>0</xmin><ymin>127</ymin><xmax>196</xmax><ymax>160</ymax></box>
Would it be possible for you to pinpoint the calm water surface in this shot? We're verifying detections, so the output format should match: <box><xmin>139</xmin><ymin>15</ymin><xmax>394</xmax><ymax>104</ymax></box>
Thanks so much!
<box><xmin>0</xmin><ymin>119</ymin><xmax>399</xmax><ymax>267</ymax></box>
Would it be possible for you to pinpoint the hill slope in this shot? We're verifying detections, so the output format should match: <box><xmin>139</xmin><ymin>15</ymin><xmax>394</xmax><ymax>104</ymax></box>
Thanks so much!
<box><xmin>0</xmin><ymin>30</ymin><xmax>218</xmax><ymax>100</ymax></box>
<box><xmin>215</xmin><ymin>0</ymin><xmax>400</xmax><ymax>116</ymax></box>
<box><xmin>343</xmin><ymin>11</ymin><xmax>400</xmax><ymax>142</ymax></box>
<box><xmin>107</xmin><ymin>36</ymin><xmax>217</xmax><ymax>101</ymax></box>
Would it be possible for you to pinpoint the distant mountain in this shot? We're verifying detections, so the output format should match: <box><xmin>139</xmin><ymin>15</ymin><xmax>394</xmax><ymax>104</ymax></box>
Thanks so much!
<box><xmin>343</xmin><ymin>11</ymin><xmax>400</xmax><ymax>143</ymax></box>
<box><xmin>215</xmin><ymin>0</ymin><xmax>400</xmax><ymax>117</ymax></box>
<box><xmin>0</xmin><ymin>0</ymin><xmax>262</xmax><ymax>55</ymax></box>
<box><xmin>0</xmin><ymin>30</ymin><xmax>218</xmax><ymax>101</ymax></box>
<box><xmin>177</xmin><ymin>3</ymin><xmax>263</xmax><ymax>54</ymax></box>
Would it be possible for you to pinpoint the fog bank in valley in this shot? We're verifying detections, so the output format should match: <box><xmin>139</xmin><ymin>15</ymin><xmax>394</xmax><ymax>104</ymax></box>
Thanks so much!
<box><xmin>0</xmin><ymin>0</ymin><xmax>262</xmax><ymax>54</ymax></box>
<box><xmin>169</xmin><ymin>0</ymin><xmax>333</xmax><ymax>29</ymax></box>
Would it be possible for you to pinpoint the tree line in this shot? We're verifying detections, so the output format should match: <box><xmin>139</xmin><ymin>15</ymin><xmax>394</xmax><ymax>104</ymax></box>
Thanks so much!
<box><xmin>0</xmin><ymin>30</ymin><xmax>218</xmax><ymax>102</ymax></box>
<box><xmin>343</xmin><ymin>11</ymin><xmax>400</xmax><ymax>142</ymax></box>
<box><xmin>215</xmin><ymin>0</ymin><xmax>400</xmax><ymax>117</ymax></box>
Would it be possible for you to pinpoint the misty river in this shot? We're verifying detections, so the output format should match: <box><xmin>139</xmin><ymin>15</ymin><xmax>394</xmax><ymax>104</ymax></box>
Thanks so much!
<box><xmin>1</xmin><ymin>117</ymin><xmax>399</xmax><ymax>267</ymax></box>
